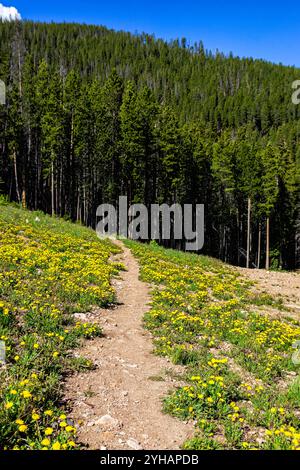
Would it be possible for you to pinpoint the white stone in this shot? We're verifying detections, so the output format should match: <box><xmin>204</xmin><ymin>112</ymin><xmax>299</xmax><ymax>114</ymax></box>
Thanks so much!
<box><xmin>127</xmin><ymin>438</ymin><xmax>142</xmax><ymax>450</ymax></box>
<box><xmin>97</xmin><ymin>414</ymin><xmax>119</xmax><ymax>428</ymax></box>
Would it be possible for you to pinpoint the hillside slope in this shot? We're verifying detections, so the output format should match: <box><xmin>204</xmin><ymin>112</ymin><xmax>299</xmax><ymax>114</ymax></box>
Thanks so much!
<box><xmin>126</xmin><ymin>240</ymin><xmax>300</xmax><ymax>449</ymax></box>
<box><xmin>0</xmin><ymin>20</ymin><xmax>299</xmax><ymax>270</ymax></box>
<box><xmin>1</xmin><ymin>20</ymin><xmax>300</xmax><ymax>126</ymax></box>
<box><xmin>0</xmin><ymin>200</ymin><xmax>121</xmax><ymax>450</ymax></box>
<box><xmin>1</xmin><ymin>202</ymin><xmax>299</xmax><ymax>450</ymax></box>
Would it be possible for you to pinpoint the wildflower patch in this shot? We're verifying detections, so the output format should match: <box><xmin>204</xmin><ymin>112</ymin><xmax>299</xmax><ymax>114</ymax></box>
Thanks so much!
<box><xmin>126</xmin><ymin>240</ymin><xmax>300</xmax><ymax>450</ymax></box>
<box><xmin>0</xmin><ymin>203</ymin><xmax>121</xmax><ymax>450</ymax></box>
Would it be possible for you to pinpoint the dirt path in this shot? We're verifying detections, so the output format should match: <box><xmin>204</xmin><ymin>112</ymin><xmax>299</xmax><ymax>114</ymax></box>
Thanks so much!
<box><xmin>64</xmin><ymin>241</ymin><xmax>193</xmax><ymax>450</ymax></box>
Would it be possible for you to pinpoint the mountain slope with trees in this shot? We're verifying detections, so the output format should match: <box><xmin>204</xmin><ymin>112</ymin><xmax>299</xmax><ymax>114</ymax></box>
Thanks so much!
<box><xmin>0</xmin><ymin>20</ymin><xmax>299</xmax><ymax>269</ymax></box>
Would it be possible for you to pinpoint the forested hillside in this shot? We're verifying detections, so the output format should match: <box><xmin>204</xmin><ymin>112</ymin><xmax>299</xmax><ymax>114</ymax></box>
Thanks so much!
<box><xmin>0</xmin><ymin>20</ymin><xmax>299</xmax><ymax>269</ymax></box>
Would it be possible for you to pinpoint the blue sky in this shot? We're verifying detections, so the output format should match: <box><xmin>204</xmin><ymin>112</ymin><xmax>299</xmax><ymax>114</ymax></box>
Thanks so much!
<box><xmin>4</xmin><ymin>1</ymin><xmax>300</xmax><ymax>67</ymax></box>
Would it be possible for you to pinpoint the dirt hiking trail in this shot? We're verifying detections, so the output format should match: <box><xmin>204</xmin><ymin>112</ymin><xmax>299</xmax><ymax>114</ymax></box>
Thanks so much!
<box><xmin>64</xmin><ymin>241</ymin><xmax>193</xmax><ymax>450</ymax></box>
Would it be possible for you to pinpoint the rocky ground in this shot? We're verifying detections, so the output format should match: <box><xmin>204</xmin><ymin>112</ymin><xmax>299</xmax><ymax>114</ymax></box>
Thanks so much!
<box><xmin>237</xmin><ymin>267</ymin><xmax>300</xmax><ymax>320</ymax></box>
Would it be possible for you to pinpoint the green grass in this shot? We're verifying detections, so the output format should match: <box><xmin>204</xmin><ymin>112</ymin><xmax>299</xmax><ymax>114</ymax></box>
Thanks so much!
<box><xmin>125</xmin><ymin>239</ymin><xmax>300</xmax><ymax>450</ymax></box>
<box><xmin>2</xmin><ymin>199</ymin><xmax>299</xmax><ymax>451</ymax></box>
<box><xmin>0</xmin><ymin>200</ymin><xmax>122</xmax><ymax>450</ymax></box>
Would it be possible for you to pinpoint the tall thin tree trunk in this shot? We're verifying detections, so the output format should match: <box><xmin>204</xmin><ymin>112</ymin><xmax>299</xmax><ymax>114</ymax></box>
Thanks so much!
<box><xmin>22</xmin><ymin>189</ymin><xmax>26</xmax><ymax>209</ymax></box>
<box><xmin>257</xmin><ymin>222</ymin><xmax>261</xmax><ymax>269</ymax></box>
<box><xmin>51</xmin><ymin>161</ymin><xmax>55</xmax><ymax>216</ymax></box>
<box><xmin>246</xmin><ymin>197</ymin><xmax>251</xmax><ymax>268</ymax></box>
<box><xmin>13</xmin><ymin>149</ymin><xmax>21</xmax><ymax>203</ymax></box>
<box><xmin>35</xmin><ymin>146</ymin><xmax>39</xmax><ymax>210</ymax></box>
<box><xmin>60</xmin><ymin>164</ymin><xmax>63</xmax><ymax>216</ymax></box>
<box><xmin>56</xmin><ymin>162</ymin><xmax>59</xmax><ymax>216</ymax></box>
<box><xmin>221</xmin><ymin>225</ymin><xmax>226</xmax><ymax>261</ymax></box>
<box><xmin>83</xmin><ymin>184</ymin><xmax>86</xmax><ymax>225</ymax></box>
<box><xmin>70</xmin><ymin>114</ymin><xmax>74</xmax><ymax>218</ymax></box>
<box><xmin>26</xmin><ymin>128</ymin><xmax>31</xmax><ymax>210</ymax></box>
<box><xmin>237</xmin><ymin>209</ymin><xmax>240</xmax><ymax>266</ymax></box>
<box><xmin>77</xmin><ymin>192</ymin><xmax>80</xmax><ymax>222</ymax></box>
<box><xmin>266</xmin><ymin>217</ymin><xmax>270</xmax><ymax>270</ymax></box>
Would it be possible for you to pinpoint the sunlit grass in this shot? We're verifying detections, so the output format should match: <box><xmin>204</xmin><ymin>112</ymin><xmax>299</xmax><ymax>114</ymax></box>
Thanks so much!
<box><xmin>0</xmin><ymin>200</ymin><xmax>121</xmax><ymax>450</ymax></box>
<box><xmin>125</xmin><ymin>239</ymin><xmax>300</xmax><ymax>450</ymax></box>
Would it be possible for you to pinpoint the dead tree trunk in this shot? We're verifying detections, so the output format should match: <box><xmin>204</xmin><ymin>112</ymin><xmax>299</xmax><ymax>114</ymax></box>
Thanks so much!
<box><xmin>266</xmin><ymin>217</ymin><xmax>270</xmax><ymax>270</ymax></box>
<box><xmin>246</xmin><ymin>197</ymin><xmax>251</xmax><ymax>268</ymax></box>
<box><xmin>257</xmin><ymin>222</ymin><xmax>261</xmax><ymax>269</ymax></box>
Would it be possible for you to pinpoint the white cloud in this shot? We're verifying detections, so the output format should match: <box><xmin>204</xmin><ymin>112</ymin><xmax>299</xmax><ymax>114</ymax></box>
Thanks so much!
<box><xmin>0</xmin><ymin>3</ymin><xmax>21</xmax><ymax>21</ymax></box>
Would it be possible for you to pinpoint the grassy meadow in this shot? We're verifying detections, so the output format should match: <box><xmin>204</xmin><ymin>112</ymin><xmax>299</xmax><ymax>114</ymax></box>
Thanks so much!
<box><xmin>0</xmin><ymin>199</ymin><xmax>121</xmax><ymax>450</ymax></box>
<box><xmin>125</xmin><ymin>240</ymin><xmax>300</xmax><ymax>450</ymax></box>
<box><xmin>1</xmin><ymin>199</ymin><xmax>299</xmax><ymax>451</ymax></box>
